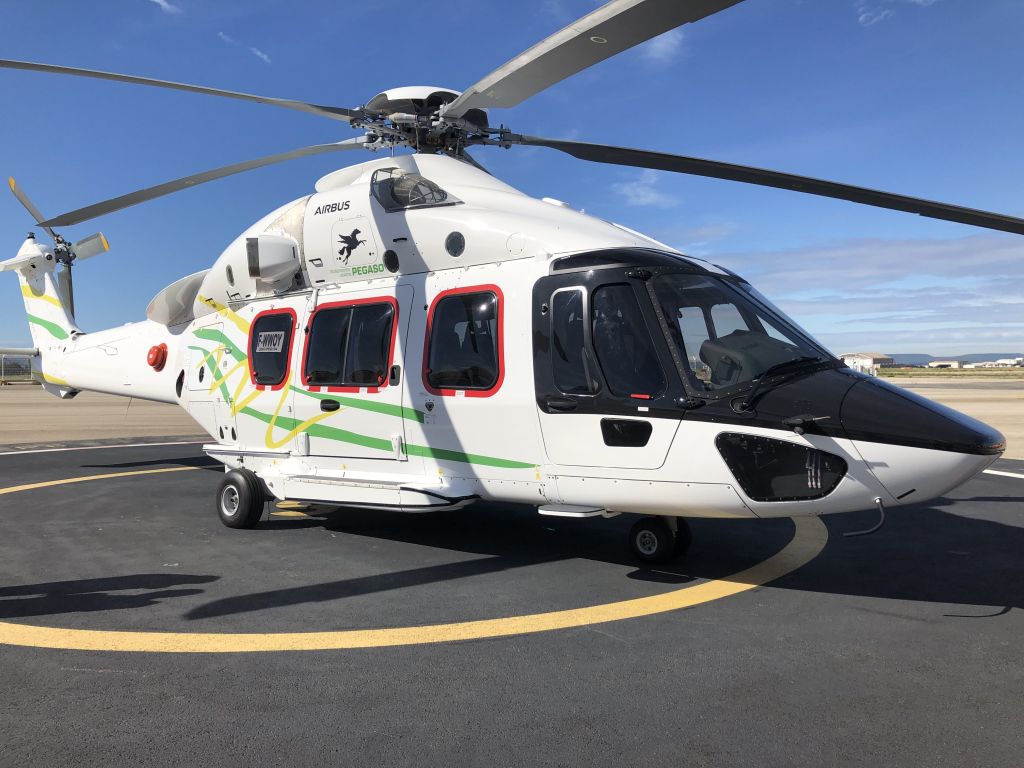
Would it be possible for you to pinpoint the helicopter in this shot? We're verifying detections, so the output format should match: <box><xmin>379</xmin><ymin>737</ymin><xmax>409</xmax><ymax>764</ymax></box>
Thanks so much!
<box><xmin>0</xmin><ymin>0</ymin><xmax>1015</xmax><ymax>563</ymax></box>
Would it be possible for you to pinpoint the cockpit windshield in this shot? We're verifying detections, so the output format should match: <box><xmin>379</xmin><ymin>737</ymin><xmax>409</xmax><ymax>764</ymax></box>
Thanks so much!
<box><xmin>653</xmin><ymin>273</ymin><xmax>832</xmax><ymax>394</ymax></box>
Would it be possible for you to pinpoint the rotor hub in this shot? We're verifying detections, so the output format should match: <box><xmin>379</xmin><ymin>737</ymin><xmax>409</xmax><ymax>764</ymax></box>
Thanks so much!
<box><xmin>356</xmin><ymin>86</ymin><xmax>493</xmax><ymax>156</ymax></box>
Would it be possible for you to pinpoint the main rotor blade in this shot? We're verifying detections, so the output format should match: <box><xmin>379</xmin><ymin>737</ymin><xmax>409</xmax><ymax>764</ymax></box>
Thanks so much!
<box><xmin>0</xmin><ymin>59</ymin><xmax>362</xmax><ymax>123</ymax></box>
<box><xmin>40</xmin><ymin>137</ymin><xmax>370</xmax><ymax>227</ymax></box>
<box><xmin>443</xmin><ymin>0</ymin><xmax>743</xmax><ymax>118</ymax></box>
<box><xmin>7</xmin><ymin>176</ymin><xmax>56</xmax><ymax>239</ymax></box>
<box><xmin>509</xmin><ymin>135</ymin><xmax>1024</xmax><ymax>237</ymax></box>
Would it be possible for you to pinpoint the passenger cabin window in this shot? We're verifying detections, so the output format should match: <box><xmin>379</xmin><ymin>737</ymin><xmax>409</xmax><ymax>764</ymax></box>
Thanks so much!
<box><xmin>590</xmin><ymin>284</ymin><xmax>665</xmax><ymax>399</ymax></box>
<box><xmin>249</xmin><ymin>310</ymin><xmax>295</xmax><ymax>389</ymax></box>
<box><xmin>550</xmin><ymin>289</ymin><xmax>599</xmax><ymax>395</ymax></box>
<box><xmin>303</xmin><ymin>300</ymin><xmax>396</xmax><ymax>389</ymax></box>
<box><xmin>425</xmin><ymin>288</ymin><xmax>502</xmax><ymax>395</ymax></box>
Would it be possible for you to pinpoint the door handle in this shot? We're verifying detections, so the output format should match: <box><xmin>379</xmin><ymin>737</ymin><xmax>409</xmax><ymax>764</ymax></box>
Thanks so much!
<box><xmin>545</xmin><ymin>396</ymin><xmax>578</xmax><ymax>412</ymax></box>
<box><xmin>320</xmin><ymin>399</ymin><xmax>341</xmax><ymax>413</ymax></box>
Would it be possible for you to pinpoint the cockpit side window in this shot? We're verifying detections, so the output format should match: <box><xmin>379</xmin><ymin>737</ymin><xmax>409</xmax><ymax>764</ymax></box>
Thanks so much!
<box><xmin>550</xmin><ymin>288</ymin><xmax>600</xmax><ymax>395</ymax></box>
<box><xmin>655</xmin><ymin>273</ymin><xmax>819</xmax><ymax>392</ymax></box>
<box><xmin>709</xmin><ymin>303</ymin><xmax>747</xmax><ymax>338</ymax></box>
<box><xmin>590</xmin><ymin>284</ymin><xmax>665</xmax><ymax>399</ymax></box>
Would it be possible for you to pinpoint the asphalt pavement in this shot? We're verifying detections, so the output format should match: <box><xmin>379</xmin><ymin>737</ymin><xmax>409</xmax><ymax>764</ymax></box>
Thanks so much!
<box><xmin>0</xmin><ymin>443</ymin><xmax>1021</xmax><ymax>767</ymax></box>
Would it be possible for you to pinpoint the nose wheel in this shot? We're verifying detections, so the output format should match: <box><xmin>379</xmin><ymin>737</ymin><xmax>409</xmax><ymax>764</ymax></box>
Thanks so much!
<box><xmin>630</xmin><ymin>516</ymin><xmax>691</xmax><ymax>563</ymax></box>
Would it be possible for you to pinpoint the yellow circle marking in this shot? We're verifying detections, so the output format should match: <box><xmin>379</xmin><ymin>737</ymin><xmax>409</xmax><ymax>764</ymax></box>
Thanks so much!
<box><xmin>0</xmin><ymin>468</ymin><xmax>828</xmax><ymax>653</ymax></box>
<box><xmin>0</xmin><ymin>466</ymin><xmax>202</xmax><ymax>497</ymax></box>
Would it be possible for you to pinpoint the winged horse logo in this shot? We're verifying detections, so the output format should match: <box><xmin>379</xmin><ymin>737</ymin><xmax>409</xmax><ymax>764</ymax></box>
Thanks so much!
<box><xmin>337</xmin><ymin>229</ymin><xmax>366</xmax><ymax>264</ymax></box>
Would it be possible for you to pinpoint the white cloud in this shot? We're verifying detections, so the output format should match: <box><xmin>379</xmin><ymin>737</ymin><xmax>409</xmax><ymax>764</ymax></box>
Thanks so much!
<box><xmin>713</xmin><ymin>235</ymin><xmax>1024</xmax><ymax>354</ymax></box>
<box><xmin>854</xmin><ymin>0</ymin><xmax>940</xmax><ymax>27</ymax></box>
<box><xmin>640</xmin><ymin>29</ymin><xmax>685</xmax><ymax>65</ymax></box>
<box><xmin>217</xmin><ymin>31</ymin><xmax>272</xmax><ymax>65</ymax></box>
<box><xmin>146</xmin><ymin>0</ymin><xmax>181</xmax><ymax>14</ymax></box>
<box><xmin>858</xmin><ymin>8</ymin><xmax>893</xmax><ymax>26</ymax></box>
<box><xmin>249</xmin><ymin>47</ymin><xmax>272</xmax><ymax>65</ymax></box>
<box><xmin>612</xmin><ymin>169</ymin><xmax>680</xmax><ymax>208</ymax></box>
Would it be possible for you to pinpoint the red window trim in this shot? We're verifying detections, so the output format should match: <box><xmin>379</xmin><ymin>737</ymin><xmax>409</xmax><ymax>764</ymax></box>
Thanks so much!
<box><xmin>299</xmin><ymin>295</ymin><xmax>399</xmax><ymax>395</ymax></box>
<box><xmin>422</xmin><ymin>284</ymin><xmax>505</xmax><ymax>398</ymax></box>
<box><xmin>248</xmin><ymin>307</ymin><xmax>298</xmax><ymax>392</ymax></box>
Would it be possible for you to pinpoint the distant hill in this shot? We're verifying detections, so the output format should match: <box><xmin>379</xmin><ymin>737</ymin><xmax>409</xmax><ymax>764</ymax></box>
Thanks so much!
<box><xmin>888</xmin><ymin>353</ymin><xmax>1023</xmax><ymax>365</ymax></box>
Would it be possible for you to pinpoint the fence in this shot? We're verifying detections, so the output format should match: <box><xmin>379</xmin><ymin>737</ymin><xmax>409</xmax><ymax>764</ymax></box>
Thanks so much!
<box><xmin>0</xmin><ymin>354</ymin><xmax>36</xmax><ymax>384</ymax></box>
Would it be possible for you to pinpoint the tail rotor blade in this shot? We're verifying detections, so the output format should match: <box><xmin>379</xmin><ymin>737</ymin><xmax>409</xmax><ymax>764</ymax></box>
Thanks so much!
<box><xmin>7</xmin><ymin>176</ymin><xmax>56</xmax><ymax>239</ymax></box>
<box><xmin>71</xmin><ymin>233</ymin><xmax>110</xmax><ymax>261</ymax></box>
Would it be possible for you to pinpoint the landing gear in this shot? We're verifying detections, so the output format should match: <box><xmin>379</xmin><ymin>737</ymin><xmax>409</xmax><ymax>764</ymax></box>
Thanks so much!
<box><xmin>216</xmin><ymin>468</ymin><xmax>265</xmax><ymax>529</ymax></box>
<box><xmin>629</xmin><ymin>516</ymin><xmax>691</xmax><ymax>563</ymax></box>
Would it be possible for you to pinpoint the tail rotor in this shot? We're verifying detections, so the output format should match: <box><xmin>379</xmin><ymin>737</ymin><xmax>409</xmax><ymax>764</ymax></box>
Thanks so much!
<box><xmin>7</xmin><ymin>177</ymin><xmax>109</xmax><ymax>318</ymax></box>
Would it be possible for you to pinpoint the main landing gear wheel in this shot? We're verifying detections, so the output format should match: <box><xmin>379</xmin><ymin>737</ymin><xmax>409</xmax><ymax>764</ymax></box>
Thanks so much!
<box><xmin>630</xmin><ymin>517</ymin><xmax>691</xmax><ymax>563</ymax></box>
<box><xmin>216</xmin><ymin>468</ymin><xmax>265</xmax><ymax>529</ymax></box>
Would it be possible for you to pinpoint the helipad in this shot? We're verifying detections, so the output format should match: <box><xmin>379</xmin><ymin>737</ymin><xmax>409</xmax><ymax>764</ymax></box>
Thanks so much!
<box><xmin>1</xmin><ymin>442</ymin><xmax>1022</xmax><ymax>765</ymax></box>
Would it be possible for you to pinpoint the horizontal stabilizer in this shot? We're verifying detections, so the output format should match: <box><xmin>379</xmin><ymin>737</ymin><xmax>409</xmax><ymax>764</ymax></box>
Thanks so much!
<box><xmin>0</xmin><ymin>253</ymin><xmax>40</xmax><ymax>272</ymax></box>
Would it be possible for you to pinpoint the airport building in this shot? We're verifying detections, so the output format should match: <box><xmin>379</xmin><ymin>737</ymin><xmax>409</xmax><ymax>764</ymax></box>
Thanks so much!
<box><xmin>839</xmin><ymin>352</ymin><xmax>894</xmax><ymax>374</ymax></box>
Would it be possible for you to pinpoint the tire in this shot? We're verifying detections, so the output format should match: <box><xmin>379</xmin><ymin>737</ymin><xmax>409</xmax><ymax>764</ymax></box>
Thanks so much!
<box><xmin>630</xmin><ymin>517</ymin><xmax>675</xmax><ymax>563</ymax></box>
<box><xmin>673</xmin><ymin>518</ymin><xmax>693</xmax><ymax>557</ymax></box>
<box><xmin>216</xmin><ymin>468</ymin><xmax>265</xmax><ymax>529</ymax></box>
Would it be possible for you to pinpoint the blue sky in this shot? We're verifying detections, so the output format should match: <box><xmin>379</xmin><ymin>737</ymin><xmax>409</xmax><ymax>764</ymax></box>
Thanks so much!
<box><xmin>1</xmin><ymin>0</ymin><xmax>1022</xmax><ymax>355</ymax></box>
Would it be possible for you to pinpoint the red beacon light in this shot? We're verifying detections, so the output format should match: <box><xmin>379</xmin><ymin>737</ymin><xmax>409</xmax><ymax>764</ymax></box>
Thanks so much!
<box><xmin>147</xmin><ymin>343</ymin><xmax>168</xmax><ymax>372</ymax></box>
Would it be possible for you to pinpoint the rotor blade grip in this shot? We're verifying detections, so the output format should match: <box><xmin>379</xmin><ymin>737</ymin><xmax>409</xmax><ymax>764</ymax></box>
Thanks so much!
<box><xmin>514</xmin><ymin>136</ymin><xmax>1024</xmax><ymax>237</ymax></box>
<box><xmin>40</xmin><ymin>137</ymin><xmax>369</xmax><ymax>227</ymax></box>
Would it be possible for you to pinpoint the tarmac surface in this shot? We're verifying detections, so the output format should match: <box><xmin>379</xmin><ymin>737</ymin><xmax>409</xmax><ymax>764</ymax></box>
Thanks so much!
<box><xmin>0</xmin><ymin>443</ymin><xmax>1021</xmax><ymax>766</ymax></box>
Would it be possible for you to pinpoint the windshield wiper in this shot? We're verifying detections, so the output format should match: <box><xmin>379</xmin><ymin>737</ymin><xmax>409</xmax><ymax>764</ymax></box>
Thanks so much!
<box><xmin>734</xmin><ymin>356</ymin><xmax>823</xmax><ymax>413</ymax></box>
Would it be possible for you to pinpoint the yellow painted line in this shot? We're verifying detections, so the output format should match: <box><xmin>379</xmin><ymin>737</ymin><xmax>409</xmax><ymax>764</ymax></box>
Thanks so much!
<box><xmin>0</xmin><ymin>517</ymin><xmax>826</xmax><ymax>652</ymax></box>
<box><xmin>0</xmin><ymin>466</ymin><xmax>202</xmax><ymax>497</ymax></box>
<box><xmin>20</xmin><ymin>284</ymin><xmax>62</xmax><ymax>308</ymax></box>
<box><xmin>264</xmin><ymin>384</ymin><xmax>333</xmax><ymax>449</ymax></box>
<box><xmin>275</xmin><ymin>501</ymin><xmax>310</xmax><ymax>510</ymax></box>
<box><xmin>0</xmin><ymin>459</ymin><xmax>829</xmax><ymax>651</ymax></box>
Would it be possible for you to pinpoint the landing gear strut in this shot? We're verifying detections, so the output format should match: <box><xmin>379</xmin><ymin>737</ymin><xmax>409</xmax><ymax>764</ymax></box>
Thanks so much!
<box><xmin>629</xmin><ymin>516</ymin><xmax>691</xmax><ymax>563</ymax></box>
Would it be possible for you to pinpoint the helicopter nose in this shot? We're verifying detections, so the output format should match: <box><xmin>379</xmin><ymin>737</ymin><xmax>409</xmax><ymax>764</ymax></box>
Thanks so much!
<box><xmin>840</xmin><ymin>377</ymin><xmax>1005</xmax><ymax>504</ymax></box>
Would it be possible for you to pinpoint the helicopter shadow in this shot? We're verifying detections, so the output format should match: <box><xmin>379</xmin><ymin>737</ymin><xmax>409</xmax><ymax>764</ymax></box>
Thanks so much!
<box><xmin>184</xmin><ymin>487</ymin><xmax>1024</xmax><ymax>621</ymax></box>
<box><xmin>81</xmin><ymin>455</ymin><xmax>222</xmax><ymax>472</ymax></box>
<box><xmin>0</xmin><ymin>574</ymin><xmax>218</xmax><ymax>619</ymax></box>
<box><xmin>183</xmin><ymin>503</ymin><xmax>781</xmax><ymax>620</ymax></box>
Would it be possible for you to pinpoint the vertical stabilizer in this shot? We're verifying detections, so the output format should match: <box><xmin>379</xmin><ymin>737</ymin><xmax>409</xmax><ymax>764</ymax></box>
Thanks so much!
<box><xmin>1</xmin><ymin>234</ymin><xmax>80</xmax><ymax>397</ymax></box>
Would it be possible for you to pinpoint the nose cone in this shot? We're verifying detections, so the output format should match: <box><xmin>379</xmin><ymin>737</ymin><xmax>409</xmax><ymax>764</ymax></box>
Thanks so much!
<box><xmin>841</xmin><ymin>377</ymin><xmax>1005</xmax><ymax>502</ymax></box>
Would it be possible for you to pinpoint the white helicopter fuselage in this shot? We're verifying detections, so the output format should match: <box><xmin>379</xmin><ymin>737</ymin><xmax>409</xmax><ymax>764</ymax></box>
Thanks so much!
<box><xmin>10</xmin><ymin>153</ymin><xmax>1003</xmax><ymax>523</ymax></box>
